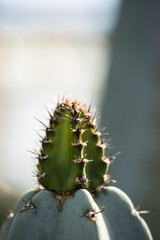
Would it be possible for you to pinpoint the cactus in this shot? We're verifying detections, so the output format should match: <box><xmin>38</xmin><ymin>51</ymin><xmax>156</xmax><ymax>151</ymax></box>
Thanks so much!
<box><xmin>0</xmin><ymin>97</ymin><xmax>153</xmax><ymax>240</ymax></box>
<box><xmin>36</xmin><ymin>97</ymin><xmax>108</xmax><ymax>193</ymax></box>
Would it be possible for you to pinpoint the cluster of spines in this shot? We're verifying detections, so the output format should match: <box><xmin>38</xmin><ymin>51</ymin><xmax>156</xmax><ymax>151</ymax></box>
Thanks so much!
<box><xmin>34</xmin><ymin>97</ymin><xmax>112</xmax><ymax>193</ymax></box>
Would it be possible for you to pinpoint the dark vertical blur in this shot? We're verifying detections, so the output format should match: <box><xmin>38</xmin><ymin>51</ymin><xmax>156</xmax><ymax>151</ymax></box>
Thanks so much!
<box><xmin>101</xmin><ymin>0</ymin><xmax>160</xmax><ymax>239</ymax></box>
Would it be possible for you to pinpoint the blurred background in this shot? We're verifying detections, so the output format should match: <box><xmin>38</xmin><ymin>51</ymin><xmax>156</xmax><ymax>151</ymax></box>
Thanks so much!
<box><xmin>0</xmin><ymin>0</ymin><xmax>159</xmax><ymax>239</ymax></box>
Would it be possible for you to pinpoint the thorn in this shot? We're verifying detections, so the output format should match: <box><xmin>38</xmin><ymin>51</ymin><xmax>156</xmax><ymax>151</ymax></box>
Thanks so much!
<box><xmin>101</xmin><ymin>137</ymin><xmax>106</xmax><ymax>144</ymax></box>
<box><xmin>41</xmin><ymin>138</ymin><xmax>52</xmax><ymax>144</ymax></box>
<box><xmin>133</xmin><ymin>205</ymin><xmax>155</xmax><ymax>215</ymax></box>
<box><xmin>92</xmin><ymin>112</ymin><xmax>101</xmax><ymax>122</ymax></box>
<box><xmin>46</xmin><ymin>127</ymin><xmax>56</xmax><ymax>133</ymax></box>
<box><xmin>32</xmin><ymin>169</ymin><xmax>39</xmax><ymax>177</ymax></box>
<box><xmin>35</xmin><ymin>117</ymin><xmax>47</xmax><ymax>128</ymax></box>
<box><xmin>41</xmin><ymin>127</ymin><xmax>56</xmax><ymax>133</ymax></box>
<box><xmin>61</xmin><ymin>94</ymin><xmax>65</xmax><ymax>103</ymax></box>
<box><xmin>43</xmin><ymin>105</ymin><xmax>53</xmax><ymax>118</ymax></box>
<box><xmin>92</xmin><ymin>131</ymin><xmax>101</xmax><ymax>137</ymax></box>
<box><xmin>96</xmin><ymin>143</ymin><xmax>106</xmax><ymax>149</ymax></box>
<box><xmin>103</xmin><ymin>173</ymin><xmax>116</xmax><ymax>184</ymax></box>
<box><xmin>81</xmin><ymin>207</ymin><xmax>104</xmax><ymax>222</ymax></box>
<box><xmin>106</xmin><ymin>138</ymin><xmax>112</xmax><ymax>142</ymax></box>
<box><xmin>38</xmin><ymin>153</ymin><xmax>48</xmax><ymax>161</ymax></box>
<box><xmin>75</xmin><ymin>176</ymin><xmax>88</xmax><ymax>185</ymax></box>
<box><xmin>102</xmin><ymin>138</ymin><xmax>114</xmax><ymax>149</ymax></box>
<box><xmin>101</xmin><ymin>156</ymin><xmax>110</xmax><ymax>165</ymax></box>
<box><xmin>72</xmin><ymin>141</ymin><xmax>87</xmax><ymax>147</ymax></box>
<box><xmin>83</xmin><ymin>151</ymin><xmax>88</xmax><ymax>158</ymax></box>
<box><xmin>73</xmin><ymin>159</ymin><xmax>90</xmax><ymax>164</ymax></box>
<box><xmin>72</xmin><ymin>127</ymin><xmax>86</xmax><ymax>136</ymax></box>
<box><xmin>33</xmin><ymin>149</ymin><xmax>40</xmax><ymax>155</ymax></box>
<box><xmin>101</xmin><ymin>132</ymin><xmax>109</xmax><ymax>136</ymax></box>
<box><xmin>98</xmin><ymin>125</ymin><xmax>108</xmax><ymax>133</ymax></box>
<box><xmin>92</xmin><ymin>112</ymin><xmax>97</xmax><ymax>121</ymax></box>
<box><xmin>37</xmin><ymin>171</ymin><xmax>46</xmax><ymax>180</ymax></box>
<box><xmin>27</xmin><ymin>149</ymin><xmax>39</xmax><ymax>156</ymax></box>
<box><xmin>88</xmin><ymin>96</ymin><xmax>94</xmax><ymax>112</ymax></box>
<box><xmin>73</xmin><ymin>153</ymin><xmax>91</xmax><ymax>164</ymax></box>
<box><xmin>21</xmin><ymin>197</ymin><xmax>27</xmax><ymax>204</ymax></box>
<box><xmin>35</xmin><ymin>130</ymin><xmax>43</xmax><ymax>140</ymax></box>
<box><xmin>50</xmin><ymin>116</ymin><xmax>59</xmax><ymax>124</ymax></box>
<box><xmin>82</xmin><ymin>113</ymin><xmax>92</xmax><ymax>121</ymax></box>
<box><xmin>138</xmin><ymin>209</ymin><xmax>155</xmax><ymax>215</ymax></box>
<box><xmin>57</xmin><ymin>95</ymin><xmax>60</xmax><ymax>107</ymax></box>
<box><xmin>19</xmin><ymin>200</ymin><xmax>35</xmax><ymax>213</ymax></box>
<box><xmin>108</xmin><ymin>151</ymin><xmax>121</xmax><ymax>161</ymax></box>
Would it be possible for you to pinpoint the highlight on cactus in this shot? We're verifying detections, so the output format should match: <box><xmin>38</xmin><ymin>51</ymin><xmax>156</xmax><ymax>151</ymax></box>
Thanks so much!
<box><xmin>0</xmin><ymin>97</ymin><xmax>153</xmax><ymax>240</ymax></box>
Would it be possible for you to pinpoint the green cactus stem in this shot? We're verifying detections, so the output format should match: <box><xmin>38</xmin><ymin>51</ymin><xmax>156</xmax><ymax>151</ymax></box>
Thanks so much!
<box><xmin>36</xmin><ymin>97</ymin><xmax>109</xmax><ymax>193</ymax></box>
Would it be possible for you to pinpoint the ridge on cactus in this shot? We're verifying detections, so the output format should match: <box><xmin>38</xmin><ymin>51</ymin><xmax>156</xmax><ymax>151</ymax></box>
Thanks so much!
<box><xmin>0</xmin><ymin>97</ymin><xmax>153</xmax><ymax>240</ymax></box>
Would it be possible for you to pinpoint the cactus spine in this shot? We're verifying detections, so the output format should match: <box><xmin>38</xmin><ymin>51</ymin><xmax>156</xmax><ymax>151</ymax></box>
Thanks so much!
<box><xmin>0</xmin><ymin>97</ymin><xmax>153</xmax><ymax>240</ymax></box>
